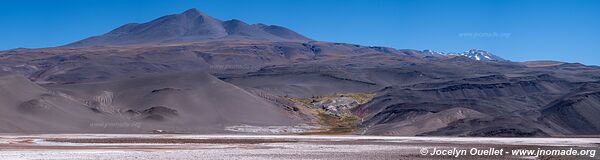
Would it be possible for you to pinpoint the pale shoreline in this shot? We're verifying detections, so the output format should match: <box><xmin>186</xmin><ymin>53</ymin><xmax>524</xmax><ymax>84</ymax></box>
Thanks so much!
<box><xmin>1</xmin><ymin>134</ymin><xmax>598</xmax><ymax>160</ymax></box>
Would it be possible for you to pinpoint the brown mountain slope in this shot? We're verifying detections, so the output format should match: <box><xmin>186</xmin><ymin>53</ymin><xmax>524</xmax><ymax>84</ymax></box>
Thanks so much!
<box><xmin>45</xmin><ymin>71</ymin><xmax>299</xmax><ymax>133</ymax></box>
<box><xmin>0</xmin><ymin>71</ymin><xmax>113</xmax><ymax>133</ymax></box>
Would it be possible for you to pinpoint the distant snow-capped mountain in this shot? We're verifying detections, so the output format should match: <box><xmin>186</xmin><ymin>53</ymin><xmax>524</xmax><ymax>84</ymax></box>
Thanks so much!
<box><xmin>422</xmin><ymin>49</ymin><xmax>507</xmax><ymax>61</ymax></box>
<box><xmin>453</xmin><ymin>49</ymin><xmax>507</xmax><ymax>61</ymax></box>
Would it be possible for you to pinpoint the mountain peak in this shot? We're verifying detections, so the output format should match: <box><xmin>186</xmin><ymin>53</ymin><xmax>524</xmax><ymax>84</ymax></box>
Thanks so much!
<box><xmin>63</xmin><ymin>9</ymin><xmax>311</xmax><ymax>47</ymax></box>
<box><xmin>461</xmin><ymin>49</ymin><xmax>507</xmax><ymax>61</ymax></box>
<box><xmin>181</xmin><ymin>8</ymin><xmax>201</xmax><ymax>15</ymax></box>
<box><xmin>179</xmin><ymin>8</ymin><xmax>211</xmax><ymax>18</ymax></box>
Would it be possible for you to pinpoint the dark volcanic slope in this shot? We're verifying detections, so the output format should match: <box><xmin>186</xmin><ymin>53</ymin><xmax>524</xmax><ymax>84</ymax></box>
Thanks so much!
<box><xmin>1</xmin><ymin>8</ymin><xmax>600</xmax><ymax>136</ymax></box>
<box><xmin>65</xmin><ymin>9</ymin><xmax>310</xmax><ymax>47</ymax></box>
<box><xmin>541</xmin><ymin>82</ymin><xmax>600</xmax><ymax>134</ymax></box>
<box><xmin>226</xmin><ymin>56</ymin><xmax>600</xmax><ymax>137</ymax></box>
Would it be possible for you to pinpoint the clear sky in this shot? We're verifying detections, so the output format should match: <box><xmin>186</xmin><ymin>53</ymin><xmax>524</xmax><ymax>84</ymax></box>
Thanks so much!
<box><xmin>1</xmin><ymin>0</ymin><xmax>599</xmax><ymax>65</ymax></box>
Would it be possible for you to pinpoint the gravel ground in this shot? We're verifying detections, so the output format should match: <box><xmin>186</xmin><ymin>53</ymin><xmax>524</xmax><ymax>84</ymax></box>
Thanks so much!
<box><xmin>0</xmin><ymin>134</ymin><xmax>598</xmax><ymax>160</ymax></box>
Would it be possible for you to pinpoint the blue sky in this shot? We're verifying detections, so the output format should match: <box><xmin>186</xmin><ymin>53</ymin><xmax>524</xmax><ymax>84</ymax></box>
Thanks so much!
<box><xmin>1</xmin><ymin>0</ymin><xmax>599</xmax><ymax>65</ymax></box>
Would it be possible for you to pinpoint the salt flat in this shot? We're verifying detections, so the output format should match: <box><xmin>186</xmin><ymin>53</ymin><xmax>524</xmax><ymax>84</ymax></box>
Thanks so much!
<box><xmin>0</xmin><ymin>134</ymin><xmax>598</xmax><ymax>160</ymax></box>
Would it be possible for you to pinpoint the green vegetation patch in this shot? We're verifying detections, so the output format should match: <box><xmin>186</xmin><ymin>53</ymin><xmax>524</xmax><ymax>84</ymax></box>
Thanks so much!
<box><xmin>288</xmin><ymin>92</ymin><xmax>376</xmax><ymax>134</ymax></box>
